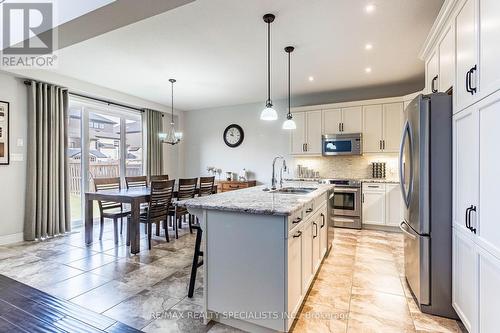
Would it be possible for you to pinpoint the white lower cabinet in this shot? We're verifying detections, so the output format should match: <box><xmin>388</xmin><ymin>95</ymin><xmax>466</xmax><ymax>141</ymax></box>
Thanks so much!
<box><xmin>287</xmin><ymin>229</ymin><xmax>302</xmax><ymax>316</ymax></box>
<box><xmin>312</xmin><ymin>212</ymin><xmax>321</xmax><ymax>271</ymax></box>
<box><xmin>362</xmin><ymin>183</ymin><xmax>386</xmax><ymax>225</ymax></box>
<box><xmin>301</xmin><ymin>220</ymin><xmax>313</xmax><ymax>292</ymax></box>
<box><xmin>319</xmin><ymin>208</ymin><xmax>328</xmax><ymax>258</ymax></box>
<box><xmin>452</xmin><ymin>227</ymin><xmax>478</xmax><ymax>333</ymax></box>
<box><xmin>478</xmin><ymin>247</ymin><xmax>500</xmax><ymax>333</ymax></box>
<box><xmin>287</xmin><ymin>203</ymin><xmax>328</xmax><ymax>331</ymax></box>
<box><xmin>362</xmin><ymin>182</ymin><xmax>403</xmax><ymax>227</ymax></box>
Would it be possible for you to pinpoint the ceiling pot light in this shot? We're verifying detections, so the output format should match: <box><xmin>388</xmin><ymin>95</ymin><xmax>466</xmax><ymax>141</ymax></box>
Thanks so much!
<box><xmin>308</xmin><ymin>76</ymin><xmax>314</xmax><ymax>82</ymax></box>
<box><xmin>365</xmin><ymin>43</ymin><xmax>373</xmax><ymax>50</ymax></box>
<box><xmin>159</xmin><ymin>79</ymin><xmax>182</xmax><ymax>145</ymax></box>
<box><xmin>282</xmin><ymin>46</ymin><xmax>296</xmax><ymax>130</ymax></box>
<box><xmin>365</xmin><ymin>67</ymin><xmax>372</xmax><ymax>73</ymax></box>
<box><xmin>260</xmin><ymin>13</ymin><xmax>278</xmax><ymax>121</ymax></box>
<box><xmin>365</xmin><ymin>4</ymin><xmax>376</xmax><ymax>13</ymax></box>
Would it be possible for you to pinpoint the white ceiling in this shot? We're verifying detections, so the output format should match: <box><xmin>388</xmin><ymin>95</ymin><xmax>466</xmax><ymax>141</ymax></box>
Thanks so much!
<box><xmin>49</xmin><ymin>0</ymin><xmax>444</xmax><ymax>110</ymax></box>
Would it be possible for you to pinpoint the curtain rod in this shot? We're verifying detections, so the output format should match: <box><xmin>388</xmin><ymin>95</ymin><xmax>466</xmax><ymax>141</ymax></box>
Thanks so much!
<box><xmin>24</xmin><ymin>80</ymin><xmax>151</xmax><ymax>114</ymax></box>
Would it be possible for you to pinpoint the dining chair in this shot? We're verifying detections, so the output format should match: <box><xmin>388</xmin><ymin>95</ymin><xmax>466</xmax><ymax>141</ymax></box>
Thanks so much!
<box><xmin>150</xmin><ymin>175</ymin><xmax>169</xmax><ymax>182</ymax></box>
<box><xmin>169</xmin><ymin>177</ymin><xmax>198</xmax><ymax>238</ymax></box>
<box><xmin>93</xmin><ymin>177</ymin><xmax>130</xmax><ymax>244</ymax></box>
<box><xmin>198</xmin><ymin>176</ymin><xmax>215</xmax><ymax>197</ymax></box>
<box><xmin>131</xmin><ymin>180</ymin><xmax>175</xmax><ymax>249</ymax></box>
<box><xmin>125</xmin><ymin>176</ymin><xmax>147</xmax><ymax>189</ymax></box>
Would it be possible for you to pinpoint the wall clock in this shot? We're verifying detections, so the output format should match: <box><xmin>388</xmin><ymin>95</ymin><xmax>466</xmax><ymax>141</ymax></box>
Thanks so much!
<box><xmin>223</xmin><ymin>124</ymin><xmax>244</xmax><ymax>148</ymax></box>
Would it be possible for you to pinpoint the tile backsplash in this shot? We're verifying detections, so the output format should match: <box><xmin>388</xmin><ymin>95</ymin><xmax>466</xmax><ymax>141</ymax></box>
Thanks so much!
<box><xmin>291</xmin><ymin>153</ymin><xmax>399</xmax><ymax>180</ymax></box>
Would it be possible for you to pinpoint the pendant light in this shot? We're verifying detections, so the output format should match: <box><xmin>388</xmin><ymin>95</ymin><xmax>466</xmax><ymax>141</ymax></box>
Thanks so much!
<box><xmin>159</xmin><ymin>79</ymin><xmax>183</xmax><ymax>145</ymax></box>
<box><xmin>260</xmin><ymin>13</ymin><xmax>278</xmax><ymax>121</ymax></box>
<box><xmin>282</xmin><ymin>46</ymin><xmax>296</xmax><ymax>130</ymax></box>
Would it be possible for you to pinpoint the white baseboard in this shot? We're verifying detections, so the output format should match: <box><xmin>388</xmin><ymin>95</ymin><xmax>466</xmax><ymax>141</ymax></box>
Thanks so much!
<box><xmin>0</xmin><ymin>232</ymin><xmax>24</xmax><ymax>245</ymax></box>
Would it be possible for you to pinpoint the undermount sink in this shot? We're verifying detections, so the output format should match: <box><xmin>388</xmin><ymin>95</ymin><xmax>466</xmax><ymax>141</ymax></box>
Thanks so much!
<box><xmin>270</xmin><ymin>187</ymin><xmax>316</xmax><ymax>194</ymax></box>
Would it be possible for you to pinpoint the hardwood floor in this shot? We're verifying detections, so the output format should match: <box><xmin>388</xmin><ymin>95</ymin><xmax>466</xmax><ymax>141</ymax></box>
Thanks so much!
<box><xmin>0</xmin><ymin>274</ymin><xmax>140</xmax><ymax>332</ymax></box>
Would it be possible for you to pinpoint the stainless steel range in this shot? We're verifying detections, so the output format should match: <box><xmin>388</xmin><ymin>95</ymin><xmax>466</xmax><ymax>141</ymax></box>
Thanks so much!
<box><xmin>321</xmin><ymin>179</ymin><xmax>362</xmax><ymax>229</ymax></box>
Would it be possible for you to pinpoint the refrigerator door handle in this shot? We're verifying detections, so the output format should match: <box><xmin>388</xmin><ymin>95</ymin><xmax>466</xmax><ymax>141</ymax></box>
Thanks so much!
<box><xmin>399</xmin><ymin>120</ymin><xmax>414</xmax><ymax>208</ymax></box>
<box><xmin>399</xmin><ymin>221</ymin><xmax>417</xmax><ymax>240</ymax></box>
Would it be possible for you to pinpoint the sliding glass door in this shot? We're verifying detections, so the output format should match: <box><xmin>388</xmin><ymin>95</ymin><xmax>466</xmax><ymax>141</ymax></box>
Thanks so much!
<box><xmin>67</xmin><ymin>98</ymin><xmax>143</xmax><ymax>227</ymax></box>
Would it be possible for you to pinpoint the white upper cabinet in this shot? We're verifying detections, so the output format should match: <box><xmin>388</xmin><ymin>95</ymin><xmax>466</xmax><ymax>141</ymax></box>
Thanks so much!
<box><xmin>362</xmin><ymin>103</ymin><xmax>403</xmax><ymax>153</ymax></box>
<box><xmin>291</xmin><ymin>112</ymin><xmax>306</xmax><ymax>154</ymax></box>
<box><xmin>323</xmin><ymin>108</ymin><xmax>342</xmax><ymax>134</ymax></box>
<box><xmin>363</xmin><ymin>104</ymin><xmax>384</xmax><ymax>153</ymax></box>
<box><xmin>479</xmin><ymin>0</ymin><xmax>500</xmax><ymax>98</ymax></box>
<box><xmin>383</xmin><ymin>103</ymin><xmax>404</xmax><ymax>152</ymax></box>
<box><xmin>426</xmin><ymin>50</ymin><xmax>439</xmax><ymax>93</ymax></box>
<box><xmin>452</xmin><ymin>107</ymin><xmax>479</xmax><ymax>233</ymax></box>
<box><xmin>477</xmin><ymin>92</ymin><xmax>500</xmax><ymax>257</ymax></box>
<box><xmin>456</xmin><ymin>0</ymin><xmax>478</xmax><ymax>111</ymax></box>
<box><xmin>306</xmin><ymin>111</ymin><xmax>322</xmax><ymax>154</ymax></box>
<box><xmin>290</xmin><ymin>111</ymin><xmax>321</xmax><ymax>155</ymax></box>
<box><xmin>439</xmin><ymin>25</ymin><xmax>455</xmax><ymax>92</ymax></box>
<box><xmin>341</xmin><ymin>106</ymin><xmax>363</xmax><ymax>134</ymax></box>
<box><xmin>323</xmin><ymin>106</ymin><xmax>362</xmax><ymax>135</ymax></box>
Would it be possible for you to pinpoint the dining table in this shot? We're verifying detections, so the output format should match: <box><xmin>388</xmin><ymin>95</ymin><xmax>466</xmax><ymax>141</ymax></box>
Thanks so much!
<box><xmin>84</xmin><ymin>185</ymin><xmax>217</xmax><ymax>254</ymax></box>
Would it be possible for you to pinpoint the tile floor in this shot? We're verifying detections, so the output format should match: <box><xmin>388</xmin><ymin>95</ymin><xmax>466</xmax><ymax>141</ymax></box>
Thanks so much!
<box><xmin>0</xmin><ymin>223</ymin><xmax>465</xmax><ymax>333</ymax></box>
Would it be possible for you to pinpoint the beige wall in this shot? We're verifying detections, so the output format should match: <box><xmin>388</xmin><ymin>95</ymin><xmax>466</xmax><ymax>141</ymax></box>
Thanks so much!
<box><xmin>0</xmin><ymin>73</ymin><xmax>28</xmax><ymax>244</ymax></box>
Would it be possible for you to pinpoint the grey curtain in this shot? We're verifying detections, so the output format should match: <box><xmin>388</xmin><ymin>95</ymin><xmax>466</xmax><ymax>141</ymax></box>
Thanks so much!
<box><xmin>145</xmin><ymin>109</ymin><xmax>164</xmax><ymax>179</ymax></box>
<box><xmin>24</xmin><ymin>81</ymin><xmax>70</xmax><ymax>241</ymax></box>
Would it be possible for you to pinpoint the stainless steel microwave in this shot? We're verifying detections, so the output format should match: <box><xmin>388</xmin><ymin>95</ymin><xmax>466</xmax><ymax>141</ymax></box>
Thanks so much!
<box><xmin>322</xmin><ymin>133</ymin><xmax>362</xmax><ymax>156</ymax></box>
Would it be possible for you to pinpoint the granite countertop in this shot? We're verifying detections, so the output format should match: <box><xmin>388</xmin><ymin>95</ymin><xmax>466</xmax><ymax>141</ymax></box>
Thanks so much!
<box><xmin>176</xmin><ymin>182</ymin><xmax>334</xmax><ymax>216</ymax></box>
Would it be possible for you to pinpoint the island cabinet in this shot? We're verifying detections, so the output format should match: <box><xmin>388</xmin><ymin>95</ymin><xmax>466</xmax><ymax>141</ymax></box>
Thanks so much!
<box><xmin>187</xmin><ymin>186</ymin><xmax>331</xmax><ymax>333</ymax></box>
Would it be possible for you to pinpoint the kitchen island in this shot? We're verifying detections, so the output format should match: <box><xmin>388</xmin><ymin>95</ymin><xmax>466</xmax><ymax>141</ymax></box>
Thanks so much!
<box><xmin>177</xmin><ymin>182</ymin><xmax>334</xmax><ymax>333</ymax></box>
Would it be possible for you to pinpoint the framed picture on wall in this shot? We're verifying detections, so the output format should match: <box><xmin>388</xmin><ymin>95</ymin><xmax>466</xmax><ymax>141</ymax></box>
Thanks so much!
<box><xmin>0</xmin><ymin>101</ymin><xmax>9</xmax><ymax>165</ymax></box>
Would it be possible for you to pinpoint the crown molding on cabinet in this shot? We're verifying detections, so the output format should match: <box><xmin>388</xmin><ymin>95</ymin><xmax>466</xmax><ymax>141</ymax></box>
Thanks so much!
<box><xmin>290</xmin><ymin>92</ymin><xmax>422</xmax><ymax>113</ymax></box>
<box><xmin>419</xmin><ymin>0</ymin><xmax>463</xmax><ymax>60</ymax></box>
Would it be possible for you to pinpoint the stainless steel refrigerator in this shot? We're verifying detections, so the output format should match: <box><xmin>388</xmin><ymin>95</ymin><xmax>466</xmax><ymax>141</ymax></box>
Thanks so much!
<box><xmin>399</xmin><ymin>93</ymin><xmax>457</xmax><ymax>319</ymax></box>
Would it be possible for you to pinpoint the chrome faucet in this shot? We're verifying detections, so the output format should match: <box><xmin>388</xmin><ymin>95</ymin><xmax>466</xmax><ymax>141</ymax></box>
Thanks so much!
<box><xmin>271</xmin><ymin>156</ymin><xmax>287</xmax><ymax>190</ymax></box>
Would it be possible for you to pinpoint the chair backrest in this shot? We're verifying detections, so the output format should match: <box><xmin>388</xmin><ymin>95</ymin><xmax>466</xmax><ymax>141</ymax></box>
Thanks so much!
<box><xmin>177</xmin><ymin>178</ymin><xmax>198</xmax><ymax>200</ymax></box>
<box><xmin>199</xmin><ymin>176</ymin><xmax>215</xmax><ymax>197</ymax></box>
<box><xmin>93</xmin><ymin>177</ymin><xmax>122</xmax><ymax>212</ymax></box>
<box><xmin>148</xmin><ymin>179</ymin><xmax>175</xmax><ymax>221</ymax></box>
<box><xmin>125</xmin><ymin>176</ymin><xmax>147</xmax><ymax>189</ymax></box>
<box><xmin>150</xmin><ymin>175</ymin><xmax>169</xmax><ymax>182</ymax></box>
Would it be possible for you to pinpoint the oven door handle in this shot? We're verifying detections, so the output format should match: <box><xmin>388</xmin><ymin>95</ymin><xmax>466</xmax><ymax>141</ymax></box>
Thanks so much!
<box><xmin>334</xmin><ymin>188</ymin><xmax>359</xmax><ymax>192</ymax></box>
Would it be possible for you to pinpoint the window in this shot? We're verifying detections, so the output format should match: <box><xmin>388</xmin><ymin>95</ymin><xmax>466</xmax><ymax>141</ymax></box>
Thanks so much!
<box><xmin>67</xmin><ymin>98</ymin><xmax>143</xmax><ymax>226</ymax></box>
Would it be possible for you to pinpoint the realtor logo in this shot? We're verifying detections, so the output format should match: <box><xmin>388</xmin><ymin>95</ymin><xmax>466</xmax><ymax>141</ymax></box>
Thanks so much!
<box><xmin>1</xmin><ymin>1</ymin><xmax>57</xmax><ymax>68</ymax></box>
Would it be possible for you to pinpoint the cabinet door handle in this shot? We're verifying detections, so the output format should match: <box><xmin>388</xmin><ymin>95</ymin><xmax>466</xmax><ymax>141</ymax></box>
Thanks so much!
<box><xmin>469</xmin><ymin>65</ymin><xmax>477</xmax><ymax>95</ymax></box>
<box><xmin>382</xmin><ymin>140</ymin><xmax>386</xmax><ymax>150</ymax></box>
<box><xmin>320</xmin><ymin>213</ymin><xmax>325</xmax><ymax>228</ymax></box>
<box><xmin>313</xmin><ymin>222</ymin><xmax>318</xmax><ymax>238</ymax></box>
<box><xmin>467</xmin><ymin>205</ymin><xmax>477</xmax><ymax>234</ymax></box>
<box><xmin>293</xmin><ymin>231</ymin><xmax>302</xmax><ymax>238</ymax></box>
<box><xmin>341</xmin><ymin>123</ymin><xmax>344</xmax><ymax>132</ymax></box>
<box><xmin>292</xmin><ymin>217</ymin><xmax>302</xmax><ymax>224</ymax></box>
<box><xmin>466</xmin><ymin>70</ymin><xmax>472</xmax><ymax>94</ymax></box>
<box><xmin>379</xmin><ymin>140</ymin><xmax>382</xmax><ymax>150</ymax></box>
<box><xmin>339</xmin><ymin>123</ymin><xmax>341</xmax><ymax>132</ymax></box>
<box><xmin>431</xmin><ymin>75</ymin><xmax>438</xmax><ymax>93</ymax></box>
<box><xmin>362</xmin><ymin>193</ymin><xmax>365</xmax><ymax>203</ymax></box>
<box><xmin>465</xmin><ymin>206</ymin><xmax>472</xmax><ymax>229</ymax></box>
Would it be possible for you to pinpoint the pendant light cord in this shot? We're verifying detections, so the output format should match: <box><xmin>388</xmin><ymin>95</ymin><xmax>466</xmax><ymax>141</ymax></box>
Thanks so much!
<box><xmin>171</xmin><ymin>80</ymin><xmax>174</xmax><ymax>124</ymax></box>
<box><xmin>288</xmin><ymin>51</ymin><xmax>291</xmax><ymax>116</ymax></box>
<box><xmin>267</xmin><ymin>20</ymin><xmax>271</xmax><ymax>105</ymax></box>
